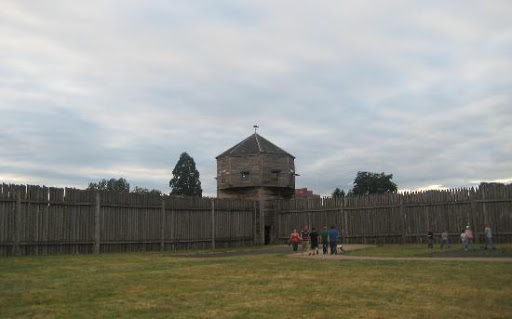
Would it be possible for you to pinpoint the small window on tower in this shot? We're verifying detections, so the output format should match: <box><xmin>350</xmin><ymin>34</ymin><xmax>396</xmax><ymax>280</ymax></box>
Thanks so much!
<box><xmin>241</xmin><ymin>171</ymin><xmax>250</xmax><ymax>178</ymax></box>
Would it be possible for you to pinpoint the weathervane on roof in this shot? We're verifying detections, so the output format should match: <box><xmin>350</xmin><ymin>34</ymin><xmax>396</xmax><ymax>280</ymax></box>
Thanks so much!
<box><xmin>253</xmin><ymin>125</ymin><xmax>259</xmax><ymax>133</ymax></box>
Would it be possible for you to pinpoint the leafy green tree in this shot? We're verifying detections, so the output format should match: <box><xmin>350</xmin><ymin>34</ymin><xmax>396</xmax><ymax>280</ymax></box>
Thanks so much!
<box><xmin>332</xmin><ymin>187</ymin><xmax>345</xmax><ymax>197</ymax></box>
<box><xmin>87</xmin><ymin>177</ymin><xmax>130</xmax><ymax>192</ymax></box>
<box><xmin>132</xmin><ymin>186</ymin><xmax>161</xmax><ymax>195</ymax></box>
<box><xmin>351</xmin><ymin>171</ymin><xmax>397</xmax><ymax>195</ymax></box>
<box><xmin>169</xmin><ymin>152</ymin><xmax>202</xmax><ymax>197</ymax></box>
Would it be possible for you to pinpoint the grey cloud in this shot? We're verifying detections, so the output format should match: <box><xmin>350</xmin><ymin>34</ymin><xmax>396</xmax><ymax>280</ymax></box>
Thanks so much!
<box><xmin>1</xmin><ymin>1</ymin><xmax>511</xmax><ymax>196</ymax></box>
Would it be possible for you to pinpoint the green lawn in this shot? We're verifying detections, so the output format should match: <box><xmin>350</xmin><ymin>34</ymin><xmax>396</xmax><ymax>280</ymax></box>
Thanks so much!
<box><xmin>1</xmin><ymin>246</ymin><xmax>511</xmax><ymax>318</ymax></box>
<box><xmin>346</xmin><ymin>243</ymin><xmax>512</xmax><ymax>257</ymax></box>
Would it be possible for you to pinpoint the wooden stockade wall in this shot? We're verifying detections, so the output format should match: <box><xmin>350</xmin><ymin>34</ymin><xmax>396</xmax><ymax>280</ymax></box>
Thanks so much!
<box><xmin>0</xmin><ymin>184</ymin><xmax>257</xmax><ymax>256</ymax></box>
<box><xmin>275</xmin><ymin>184</ymin><xmax>512</xmax><ymax>245</ymax></box>
<box><xmin>2</xmin><ymin>183</ymin><xmax>511</xmax><ymax>256</ymax></box>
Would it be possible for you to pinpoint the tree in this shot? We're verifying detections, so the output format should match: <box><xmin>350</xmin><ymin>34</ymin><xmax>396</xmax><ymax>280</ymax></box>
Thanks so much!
<box><xmin>332</xmin><ymin>187</ymin><xmax>345</xmax><ymax>197</ymax></box>
<box><xmin>87</xmin><ymin>177</ymin><xmax>130</xmax><ymax>192</ymax></box>
<box><xmin>351</xmin><ymin>171</ymin><xmax>397</xmax><ymax>195</ymax></box>
<box><xmin>169</xmin><ymin>152</ymin><xmax>202</xmax><ymax>197</ymax></box>
<box><xmin>132</xmin><ymin>186</ymin><xmax>161</xmax><ymax>195</ymax></box>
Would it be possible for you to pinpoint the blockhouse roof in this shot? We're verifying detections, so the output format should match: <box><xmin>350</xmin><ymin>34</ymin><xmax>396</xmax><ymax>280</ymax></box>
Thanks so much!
<box><xmin>216</xmin><ymin>133</ymin><xmax>295</xmax><ymax>159</ymax></box>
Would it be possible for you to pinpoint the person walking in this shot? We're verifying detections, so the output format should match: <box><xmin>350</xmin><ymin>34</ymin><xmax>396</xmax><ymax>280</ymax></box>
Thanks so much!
<box><xmin>460</xmin><ymin>229</ymin><xmax>468</xmax><ymax>251</ymax></box>
<box><xmin>289</xmin><ymin>229</ymin><xmax>300</xmax><ymax>253</ymax></box>
<box><xmin>300</xmin><ymin>225</ymin><xmax>311</xmax><ymax>256</ymax></box>
<box><xmin>310</xmin><ymin>227</ymin><xmax>319</xmax><ymax>255</ymax></box>
<box><xmin>338</xmin><ymin>225</ymin><xmax>346</xmax><ymax>253</ymax></box>
<box><xmin>321</xmin><ymin>226</ymin><xmax>329</xmax><ymax>255</ymax></box>
<box><xmin>484</xmin><ymin>223</ymin><xmax>496</xmax><ymax>250</ymax></box>
<box><xmin>327</xmin><ymin>225</ymin><xmax>339</xmax><ymax>255</ymax></box>
<box><xmin>465</xmin><ymin>226</ymin><xmax>475</xmax><ymax>250</ymax></box>
<box><xmin>427</xmin><ymin>230</ymin><xmax>434</xmax><ymax>249</ymax></box>
<box><xmin>440</xmin><ymin>230</ymin><xmax>450</xmax><ymax>249</ymax></box>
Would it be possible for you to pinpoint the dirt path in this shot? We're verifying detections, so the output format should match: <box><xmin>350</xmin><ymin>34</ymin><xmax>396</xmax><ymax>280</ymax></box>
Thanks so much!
<box><xmin>289</xmin><ymin>254</ymin><xmax>512</xmax><ymax>263</ymax></box>
<box><xmin>172</xmin><ymin>244</ymin><xmax>512</xmax><ymax>262</ymax></box>
<box><xmin>289</xmin><ymin>244</ymin><xmax>512</xmax><ymax>263</ymax></box>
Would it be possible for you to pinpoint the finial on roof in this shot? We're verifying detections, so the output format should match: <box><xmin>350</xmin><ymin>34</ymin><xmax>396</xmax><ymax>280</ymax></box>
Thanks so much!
<box><xmin>253</xmin><ymin>125</ymin><xmax>259</xmax><ymax>134</ymax></box>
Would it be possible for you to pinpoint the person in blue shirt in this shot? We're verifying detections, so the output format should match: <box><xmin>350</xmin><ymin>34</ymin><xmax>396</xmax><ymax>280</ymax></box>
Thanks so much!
<box><xmin>327</xmin><ymin>225</ymin><xmax>339</xmax><ymax>255</ymax></box>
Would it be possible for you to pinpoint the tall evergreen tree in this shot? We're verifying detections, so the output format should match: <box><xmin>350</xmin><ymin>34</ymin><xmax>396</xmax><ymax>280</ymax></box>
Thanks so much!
<box><xmin>169</xmin><ymin>152</ymin><xmax>202</xmax><ymax>197</ymax></box>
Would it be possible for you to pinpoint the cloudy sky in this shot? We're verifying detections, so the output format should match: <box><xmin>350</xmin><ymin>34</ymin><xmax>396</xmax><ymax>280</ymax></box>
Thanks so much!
<box><xmin>1</xmin><ymin>1</ymin><xmax>511</xmax><ymax>196</ymax></box>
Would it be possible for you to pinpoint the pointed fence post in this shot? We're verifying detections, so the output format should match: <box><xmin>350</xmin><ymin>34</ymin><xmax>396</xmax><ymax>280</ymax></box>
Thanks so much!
<box><xmin>211</xmin><ymin>198</ymin><xmax>216</xmax><ymax>250</ymax></box>
<box><xmin>161</xmin><ymin>198</ymin><xmax>166</xmax><ymax>252</ymax></box>
<box><xmin>14</xmin><ymin>187</ymin><xmax>22</xmax><ymax>256</ymax></box>
<box><xmin>93</xmin><ymin>192</ymin><xmax>101</xmax><ymax>254</ymax></box>
<box><xmin>253</xmin><ymin>201</ymin><xmax>258</xmax><ymax>245</ymax></box>
<box><xmin>400</xmin><ymin>195</ymin><xmax>406</xmax><ymax>244</ymax></box>
<box><xmin>259</xmin><ymin>198</ymin><xmax>265</xmax><ymax>245</ymax></box>
<box><xmin>342</xmin><ymin>196</ymin><xmax>348</xmax><ymax>244</ymax></box>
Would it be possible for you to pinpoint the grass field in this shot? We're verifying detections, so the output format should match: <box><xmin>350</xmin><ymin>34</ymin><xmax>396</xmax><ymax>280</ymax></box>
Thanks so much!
<box><xmin>346</xmin><ymin>243</ymin><xmax>512</xmax><ymax>258</ymax></box>
<box><xmin>1</xmin><ymin>245</ymin><xmax>512</xmax><ymax>318</ymax></box>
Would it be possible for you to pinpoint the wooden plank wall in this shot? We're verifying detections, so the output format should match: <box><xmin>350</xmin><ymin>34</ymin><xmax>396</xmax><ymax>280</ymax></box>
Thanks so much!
<box><xmin>0</xmin><ymin>184</ymin><xmax>257</xmax><ymax>256</ymax></box>
<box><xmin>2</xmin><ymin>183</ymin><xmax>511</xmax><ymax>256</ymax></box>
<box><xmin>276</xmin><ymin>184</ymin><xmax>512</xmax><ymax>245</ymax></box>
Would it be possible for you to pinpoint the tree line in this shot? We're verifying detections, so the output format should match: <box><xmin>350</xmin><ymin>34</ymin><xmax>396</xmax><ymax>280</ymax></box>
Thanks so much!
<box><xmin>87</xmin><ymin>152</ymin><xmax>398</xmax><ymax>198</ymax></box>
<box><xmin>87</xmin><ymin>152</ymin><xmax>507</xmax><ymax>199</ymax></box>
<box><xmin>87</xmin><ymin>152</ymin><xmax>202</xmax><ymax>197</ymax></box>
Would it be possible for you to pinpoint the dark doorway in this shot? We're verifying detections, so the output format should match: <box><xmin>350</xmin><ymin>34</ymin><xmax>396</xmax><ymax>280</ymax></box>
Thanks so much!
<box><xmin>264</xmin><ymin>226</ymin><xmax>271</xmax><ymax>245</ymax></box>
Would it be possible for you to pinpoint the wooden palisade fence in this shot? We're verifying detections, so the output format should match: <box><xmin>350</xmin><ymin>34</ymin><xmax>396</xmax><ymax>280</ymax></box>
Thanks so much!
<box><xmin>1</xmin><ymin>183</ymin><xmax>511</xmax><ymax>256</ymax></box>
<box><xmin>275</xmin><ymin>184</ymin><xmax>512</xmax><ymax>245</ymax></box>
<box><xmin>0</xmin><ymin>184</ymin><xmax>257</xmax><ymax>256</ymax></box>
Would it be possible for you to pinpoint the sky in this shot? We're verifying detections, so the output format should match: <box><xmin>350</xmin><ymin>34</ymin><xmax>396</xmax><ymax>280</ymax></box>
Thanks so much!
<box><xmin>1</xmin><ymin>1</ymin><xmax>511</xmax><ymax>196</ymax></box>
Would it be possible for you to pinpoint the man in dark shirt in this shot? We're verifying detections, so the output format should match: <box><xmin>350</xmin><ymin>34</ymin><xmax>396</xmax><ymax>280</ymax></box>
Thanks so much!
<box><xmin>300</xmin><ymin>225</ymin><xmax>310</xmax><ymax>256</ymax></box>
<box><xmin>321</xmin><ymin>226</ymin><xmax>329</xmax><ymax>254</ymax></box>
<box><xmin>427</xmin><ymin>230</ymin><xmax>434</xmax><ymax>249</ymax></box>
<box><xmin>310</xmin><ymin>227</ymin><xmax>319</xmax><ymax>255</ymax></box>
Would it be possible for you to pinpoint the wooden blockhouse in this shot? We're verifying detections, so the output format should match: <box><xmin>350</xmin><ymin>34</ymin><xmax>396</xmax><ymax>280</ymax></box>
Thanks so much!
<box><xmin>216</xmin><ymin>133</ymin><xmax>296</xmax><ymax>244</ymax></box>
<box><xmin>216</xmin><ymin>133</ymin><xmax>295</xmax><ymax>200</ymax></box>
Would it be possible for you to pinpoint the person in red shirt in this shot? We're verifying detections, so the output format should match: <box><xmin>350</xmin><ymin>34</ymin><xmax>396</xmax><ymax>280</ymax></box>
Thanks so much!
<box><xmin>289</xmin><ymin>229</ymin><xmax>300</xmax><ymax>253</ymax></box>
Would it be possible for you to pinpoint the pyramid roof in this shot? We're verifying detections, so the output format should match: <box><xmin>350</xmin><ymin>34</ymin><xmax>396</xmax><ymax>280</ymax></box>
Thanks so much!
<box><xmin>216</xmin><ymin>133</ymin><xmax>294</xmax><ymax>159</ymax></box>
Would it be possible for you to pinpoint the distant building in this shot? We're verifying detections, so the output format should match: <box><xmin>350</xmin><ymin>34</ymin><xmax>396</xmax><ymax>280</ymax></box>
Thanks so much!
<box><xmin>294</xmin><ymin>188</ymin><xmax>320</xmax><ymax>198</ymax></box>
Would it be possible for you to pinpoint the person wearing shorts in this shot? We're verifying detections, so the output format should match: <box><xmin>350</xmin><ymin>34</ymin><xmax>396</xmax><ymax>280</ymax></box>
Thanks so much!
<box><xmin>301</xmin><ymin>225</ymin><xmax>310</xmax><ymax>256</ymax></box>
<box><xmin>289</xmin><ymin>229</ymin><xmax>300</xmax><ymax>253</ymax></box>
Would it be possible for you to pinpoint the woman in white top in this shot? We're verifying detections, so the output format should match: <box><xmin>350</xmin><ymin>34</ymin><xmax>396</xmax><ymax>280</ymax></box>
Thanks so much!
<box><xmin>460</xmin><ymin>230</ymin><xmax>467</xmax><ymax>251</ymax></box>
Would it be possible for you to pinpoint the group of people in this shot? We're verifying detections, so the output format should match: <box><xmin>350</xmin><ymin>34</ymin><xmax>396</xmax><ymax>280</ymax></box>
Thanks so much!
<box><xmin>427</xmin><ymin>224</ymin><xmax>496</xmax><ymax>251</ymax></box>
<box><xmin>289</xmin><ymin>225</ymin><xmax>343</xmax><ymax>255</ymax></box>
